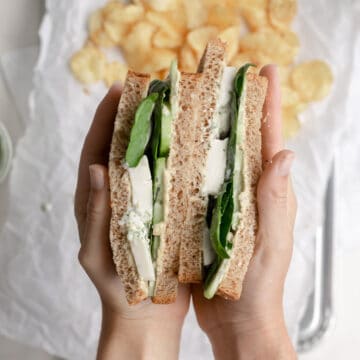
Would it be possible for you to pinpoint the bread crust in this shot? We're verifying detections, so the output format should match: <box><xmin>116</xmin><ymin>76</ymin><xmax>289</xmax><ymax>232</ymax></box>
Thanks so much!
<box><xmin>178</xmin><ymin>39</ymin><xmax>226</xmax><ymax>283</ymax></box>
<box><xmin>217</xmin><ymin>72</ymin><xmax>267</xmax><ymax>299</ymax></box>
<box><xmin>109</xmin><ymin>71</ymin><xmax>151</xmax><ymax>305</ymax></box>
<box><xmin>152</xmin><ymin>72</ymin><xmax>204</xmax><ymax>302</ymax></box>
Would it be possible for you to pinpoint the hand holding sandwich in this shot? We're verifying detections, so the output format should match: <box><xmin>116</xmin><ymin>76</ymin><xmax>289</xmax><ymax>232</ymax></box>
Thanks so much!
<box><xmin>192</xmin><ymin>65</ymin><xmax>297</xmax><ymax>360</ymax></box>
<box><xmin>74</xmin><ymin>84</ymin><xmax>190</xmax><ymax>360</ymax></box>
<box><xmin>74</xmin><ymin>40</ymin><xmax>297</xmax><ymax>359</ymax></box>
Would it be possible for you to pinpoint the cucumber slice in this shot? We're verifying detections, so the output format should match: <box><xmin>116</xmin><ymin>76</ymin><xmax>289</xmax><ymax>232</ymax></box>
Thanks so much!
<box><xmin>159</xmin><ymin>104</ymin><xmax>172</xmax><ymax>157</ymax></box>
<box><xmin>125</xmin><ymin>93</ymin><xmax>158</xmax><ymax>167</ymax></box>
<box><xmin>204</xmin><ymin>259</ymin><xmax>230</xmax><ymax>299</ymax></box>
<box><xmin>153</xmin><ymin>157</ymin><xmax>166</xmax><ymax>222</ymax></box>
<box><xmin>151</xmin><ymin>157</ymin><xmax>166</xmax><ymax>260</ymax></box>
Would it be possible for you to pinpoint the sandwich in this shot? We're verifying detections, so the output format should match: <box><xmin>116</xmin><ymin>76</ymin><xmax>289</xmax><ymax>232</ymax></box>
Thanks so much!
<box><xmin>108</xmin><ymin>39</ymin><xmax>267</xmax><ymax>305</ymax></box>
<box><xmin>109</xmin><ymin>62</ymin><xmax>203</xmax><ymax>304</ymax></box>
<box><xmin>178</xmin><ymin>40</ymin><xmax>268</xmax><ymax>300</ymax></box>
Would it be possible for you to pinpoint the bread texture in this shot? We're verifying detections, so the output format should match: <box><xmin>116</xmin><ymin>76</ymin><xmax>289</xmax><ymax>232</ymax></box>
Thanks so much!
<box><xmin>217</xmin><ymin>72</ymin><xmax>267</xmax><ymax>299</ymax></box>
<box><xmin>153</xmin><ymin>72</ymin><xmax>203</xmax><ymax>303</ymax></box>
<box><xmin>109</xmin><ymin>70</ymin><xmax>151</xmax><ymax>305</ymax></box>
<box><xmin>178</xmin><ymin>39</ymin><xmax>226</xmax><ymax>283</ymax></box>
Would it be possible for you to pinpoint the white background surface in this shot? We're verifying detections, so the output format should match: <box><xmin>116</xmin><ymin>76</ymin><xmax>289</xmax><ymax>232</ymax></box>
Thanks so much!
<box><xmin>0</xmin><ymin>1</ymin><xmax>359</xmax><ymax>359</ymax></box>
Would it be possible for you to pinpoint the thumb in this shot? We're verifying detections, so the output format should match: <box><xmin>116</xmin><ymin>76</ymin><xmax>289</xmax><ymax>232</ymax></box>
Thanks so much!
<box><xmin>78</xmin><ymin>164</ymin><xmax>112</xmax><ymax>273</ymax></box>
<box><xmin>257</xmin><ymin>150</ymin><xmax>295</xmax><ymax>248</ymax></box>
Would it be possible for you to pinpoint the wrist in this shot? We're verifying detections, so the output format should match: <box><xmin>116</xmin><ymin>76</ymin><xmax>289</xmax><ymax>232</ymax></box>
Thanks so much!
<box><xmin>98</xmin><ymin>306</ymin><xmax>184</xmax><ymax>360</ymax></box>
<box><xmin>207</xmin><ymin>313</ymin><xmax>296</xmax><ymax>360</ymax></box>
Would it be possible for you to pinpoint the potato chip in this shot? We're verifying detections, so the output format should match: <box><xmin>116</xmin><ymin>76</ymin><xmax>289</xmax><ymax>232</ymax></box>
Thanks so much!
<box><xmin>140</xmin><ymin>49</ymin><xmax>177</xmax><ymax>72</ymax></box>
<box><xmin>103</xmin><ymin>4</ymin><xmax>145</xmax><ymax>45</ymax></box>
<box><xmin>122</xmin><ymin>21</ymin><xmax>157</xmax><ymax>70</ymax></box>
<box><xmin>218</xmin><ymin>26</ymin><xmax>240</xmax><ymax>62</ymax></box>
<box><xmin>145</xmin><ymin>11</ymin><xmax>183</xmax><ymax>36</ymax></box>
<box><xmin>104</xmin><ymin>20</ymin><xmax>128</xmax><ymax>45</ymax></box>
<box><xmin>251</xmin><ymin>52</ymin><xmax>273</xmax><ymax>66</ymax></box>
<box><xmin>179</xmin><ymin>45</ymin><xmax>198</xmax><ymax>72</ymax></box>
<box><xmin>239</xmin><ymin>0</ymin><xmax>268</xmax><ymax>31</ymax></box>
<box><xmin>105</xmin><ymin>4</ymin><xmax>144</xmax><ymax>25</ymax></box>
<box><xmin>183</xmin><ymin>0</ymin><xmax>208</xmax><ymax>29</ymax></box>
<box><xmin>149</xmin><ymin>71</ymin><xmax>162</xmax><ymax>80</ymax></box>
<box><xmin>145</xmin><ymin>0</ymin><xmax>178</xmax><ymax>12</ymax></box>
<box><xmin>281</xmin><ymin>85</ymin><xmax>300</xmax><ymax>107</ymax></box>
<box><xmin>158</xmin><ymin>68</ymin><xmax>170</xmax><ymax>79</ymax></box>
<box><xmin>239</xmin><ymin>28</ymin><xmax>299</xmax><ymax>65</ymax></box>
<box><xmin>290</xmin><ymin>60</ymin><xmax>333</xmax><ymax>102</ymax></box>
<box><xmin>207</xmin><ymin>5</ymin><xmax>241</xmax><ymax>30</ymax></box>
<box><xmin>102</xmin><ymin>1</ymin><xmax>124</xmax><ymax>17</ymax></box>
<box><xmin>153</xmin><ymin>29</ymin><xmax>183</xmax><ymax>49</ymax></box>
<box><xmin>122</xmin><ymin>21</ymin><xmax>156</xmax><ymax>54</ymax></box>
<box><xmin>279</xmin><ymin>29</ymin><xmax>299</xmax><ymax>49</ymax></box>
<box><xmin>91</xmin><ymin>30</ymin><xmax>115</xmax><ymax>48</ymax></box>
<box><xmin>70</xmin><ymin>46</ymin><xmax>106</xmax><ymax>84</ymax></box>
<box><xmin>187</xmin><ymin>26</ymin><xmax>219</xmax><ymax>58</ymax></box>
<box><xmin>278</xmin><ymin>66</ymin><xmax>291</xmax><ymax>84</ymax></box>
<box><xmin>88</xmin><ymin>10</ymin><xmax>103</xmax><ymax>34</ymax></box>
<box><xmin>229</xmin><ymin>52</ymin><xmax>254</xmax><ymax>67</ymax></box>
<box><xmin>268</xmin><ymin>0</ymin><xmax>297</xmax><ymax>29</ymax></box>
<box><xmin>103</xmin><ymin>61</ymin><xmax>128</xmax><ymax>87</ymax></box>
<box><xmin>282</xmin><ymin>106</ymin><xmax>301</xmax><ymax>139</ymax></box>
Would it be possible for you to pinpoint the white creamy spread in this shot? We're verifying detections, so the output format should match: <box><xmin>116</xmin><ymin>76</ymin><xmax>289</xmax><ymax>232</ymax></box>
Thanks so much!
<box><xmin>202</xmin><ymin>67</ymin><xmax>237</xmax><ymax>196</ymax></box>
<box><xmin>213</xmin><ymin>66</ymin><xmax>237</xmax><ymax>137</ymax></box>
<box><xmin>203</xmin><ymin>226</ymin><xmax>215</xmax><ymax>266</ymax></box>
<box><xmin>202</xmin><ymin>138</ymin><xmax>228</xmax><ymax>196</ymax></box>
<box><xmin>232</xmin><ymin>81</ymin><xmax>247</xmax><ymax>227</ymax></box>
<box><xmin>121</xmin><ymin>155</ymin><xmax>155</xmax><ymax>281</ymax></box>
<box><xmin>119</xmin><ymin>209</ymin><xmax>155</xmax><ymax>281</ymax></box>
<box><xmin>127</xmin><ymin>156</ymin><xmax>153</xmax><ymax>215</ymax></box>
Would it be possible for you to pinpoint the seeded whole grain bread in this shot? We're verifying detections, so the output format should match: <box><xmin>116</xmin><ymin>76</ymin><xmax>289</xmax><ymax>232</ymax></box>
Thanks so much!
<box><xmin>109</xmin><ymin>70</ymin><xmax>151</xmax><ymax>305</ymax></box>
<box><xmin>178</xmin><ymin>39</ymin><xmax>226</xmax><ymax>283</ymax></box>
<box><xmin>153</xmin><ymin>71</ymin><xmax>203</xmax><ymax>303</ymax></box>
<box><xmin>217</xmin><ymin>72</ymin><xmax>267</xmax><ymax>299</ymax></box>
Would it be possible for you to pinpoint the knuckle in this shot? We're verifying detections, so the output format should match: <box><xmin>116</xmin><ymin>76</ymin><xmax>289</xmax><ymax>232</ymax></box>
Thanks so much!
<box><xmin>258</xmin><ymin>185</ymin><xmax>288</xmax><ymax>206</ymax></box>
<box><xmin>86</xmin><ymin>199</ymin><xmax>103</xmax><ymax>223</ymax></box>
<box><xmin>74</xmin><ymin>205</ymin><xmax>86</xmax><ymax>224</ymax></box>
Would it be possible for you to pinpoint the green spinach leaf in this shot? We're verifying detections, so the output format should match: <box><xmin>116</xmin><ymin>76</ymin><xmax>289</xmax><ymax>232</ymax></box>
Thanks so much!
<box><xmin>125</xmin><ymin>92</ymin><xmax>158</xmax><ymax>167</ymax></box>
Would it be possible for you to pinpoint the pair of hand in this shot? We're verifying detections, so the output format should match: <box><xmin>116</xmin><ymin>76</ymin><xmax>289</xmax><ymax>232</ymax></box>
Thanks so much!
<box><xmin>74</xmin><ymin>65</ymin><xmax>297</xmax><ymax>360</ymax></box>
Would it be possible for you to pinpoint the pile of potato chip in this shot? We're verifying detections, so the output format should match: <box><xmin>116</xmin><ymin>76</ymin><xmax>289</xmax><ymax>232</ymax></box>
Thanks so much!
<box><xmin>70</xmin><ymin>0</ymin><xmax>333</xmax><ymax>139</ymax></box>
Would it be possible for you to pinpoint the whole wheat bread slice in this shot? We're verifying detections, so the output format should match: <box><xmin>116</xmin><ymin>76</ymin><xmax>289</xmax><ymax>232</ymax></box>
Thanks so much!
<box><xmin>217</xmin><ymin>72</ymin><xmax>267</xmax><ymax>299</ymax></box>
<box><xmin>152</xmin><ymin>71</ymin><xmax>203</xmax><ymax>303</ymax></box>
<box><xmin>178</xmin><ymin>39</ymin><xmax>267</xmax><ymax>301</ymax></box>
<box><xmin>178</xmin><ymin>39</ymin><xmax>226</xmax><ymax>283</ymax></box>
<box><xmin>109</xmin><ymin>70</ymin><xmax>151</xmax><ymax>305</ymax></box>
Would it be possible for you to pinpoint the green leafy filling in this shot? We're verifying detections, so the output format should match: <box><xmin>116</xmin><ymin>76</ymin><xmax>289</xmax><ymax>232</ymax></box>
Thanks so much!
<box><xmin>125</xmin><ymin>92</ymin><xmax>159</xmax><ymax>167</ymax></box>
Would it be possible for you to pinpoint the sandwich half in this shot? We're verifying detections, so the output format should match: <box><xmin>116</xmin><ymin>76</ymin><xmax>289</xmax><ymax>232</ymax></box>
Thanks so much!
<box><xmin>109</xmin><ymin>40</ymin><xmax>267</xmax><ymax>305</ymax></box>
<box><xmin>178</xmin><ymin>39</ymin><xmax>268</xmax><ymax>300</ymax></box>
<box><xmin>109</xmin><ymin>66</ymin><xmax>203</xmax><ymax>304</ymax></box>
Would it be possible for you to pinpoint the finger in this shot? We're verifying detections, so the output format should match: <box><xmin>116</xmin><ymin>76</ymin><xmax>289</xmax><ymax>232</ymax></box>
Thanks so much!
<box><xmin>257</xmin><ymin>150</ymin><xmax>295</xmax><ymax>246</ymax></box>
<box><xmin>80</xmin><ymin>165</ymin><xmax>111</xmax><ymax>256</ymax></box>
<box><xmin>75</xmin><ymin>84</ymin><xmax>122</xmax><ymax>235</ymax></box>
<box><xmin>259</xmin><ymin>65</ymin><xmax>283</xmax><ymax>168</ymax></box>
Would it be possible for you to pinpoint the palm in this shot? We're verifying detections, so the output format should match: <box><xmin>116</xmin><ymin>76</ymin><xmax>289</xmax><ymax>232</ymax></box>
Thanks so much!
<box><xmin>86</xmin><ymin>233</ymin><xmax>191</xmax><ymax>322</ymax></box>
<box><xmin>191</xmin><ymin>236</ymin><xmax>290</xmax><ymax>333</ymax></box>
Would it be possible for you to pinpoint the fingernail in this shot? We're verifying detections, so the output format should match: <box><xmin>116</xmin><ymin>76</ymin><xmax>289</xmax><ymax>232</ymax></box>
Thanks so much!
<box><xmin>89</xmin><ymin>165</ymin><xmax>104</xmax><ymax>190</ymax></box>
<box><xmin>277</xmin><ymin>152</ymin><xmax>295</xmax><ymax>177</ymax></box>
